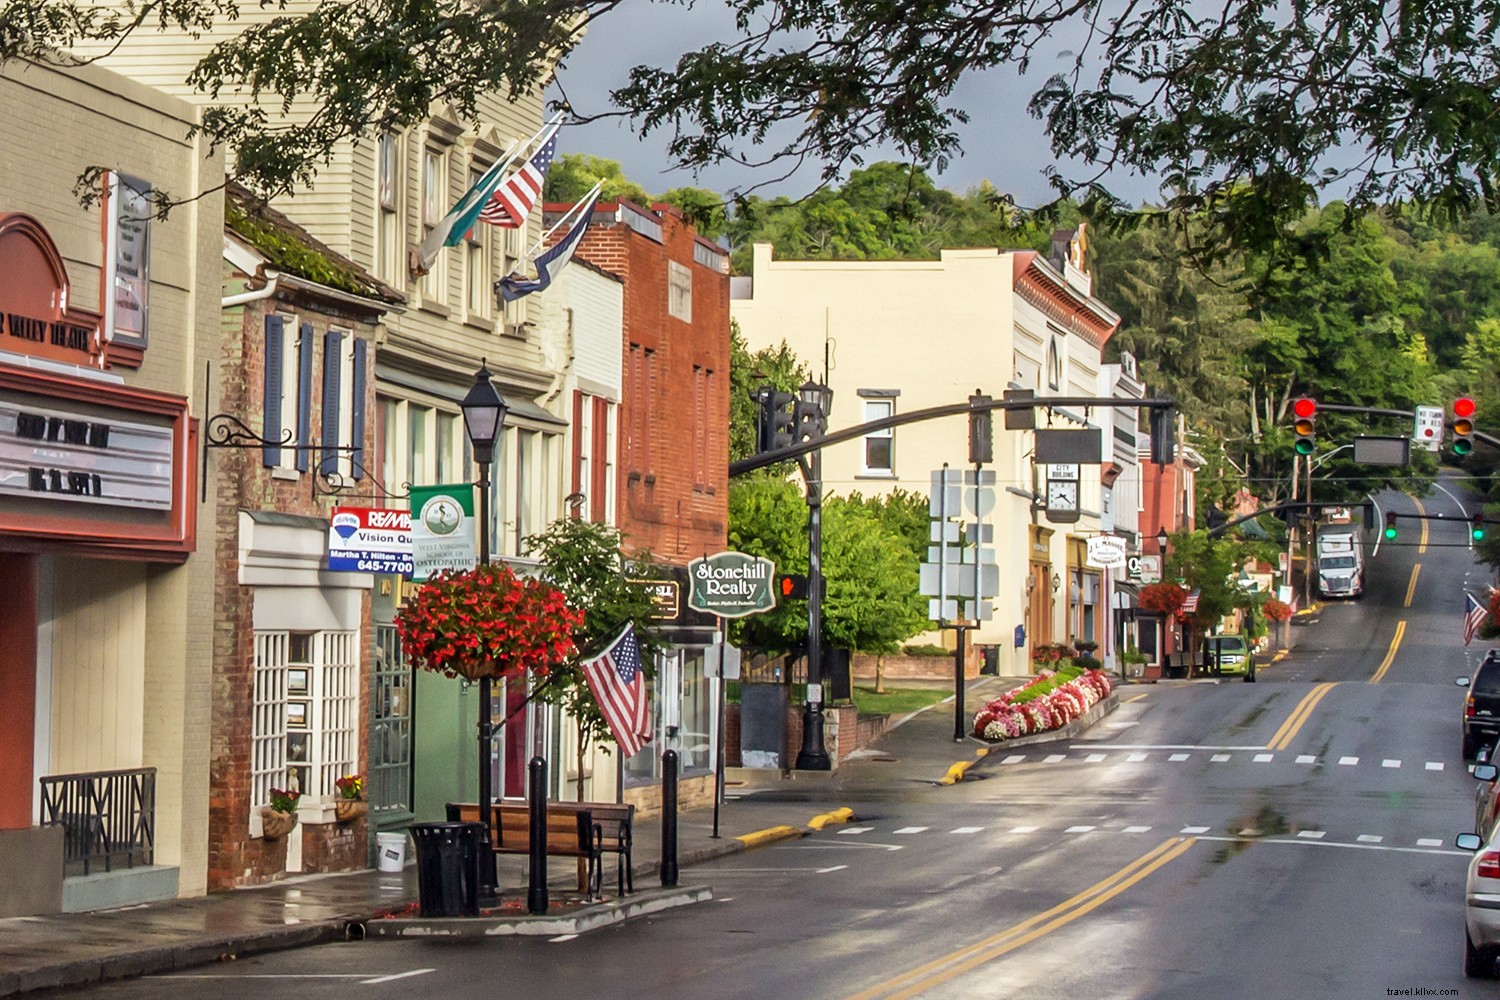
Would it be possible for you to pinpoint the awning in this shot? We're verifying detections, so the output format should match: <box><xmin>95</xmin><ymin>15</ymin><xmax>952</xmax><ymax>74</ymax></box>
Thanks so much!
<box><xmin>376</xmin><ymin>364</ymin><xmax>567</xmax><ymax>427</ymax></box>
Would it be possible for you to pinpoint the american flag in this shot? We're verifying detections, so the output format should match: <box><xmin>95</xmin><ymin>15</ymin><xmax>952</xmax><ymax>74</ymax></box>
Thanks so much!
<box><xmin>1465</xmin><ymin>593</ymin><xmax>1490</xmax><ymax>647</ymax></box>
<box><xmin>1181</xmin><ymin>589</ymin><xmax>1200</xmax><ymax>614</ymax></box>
<box><xmin>478</xmin><ymin>130</ymin><xmax>558</xmax><ymax>228</ymax></box>
<box><xmin>581</xmin><ymin>624</ymin><xmax>651</xmax><ymax>758</ymax></box>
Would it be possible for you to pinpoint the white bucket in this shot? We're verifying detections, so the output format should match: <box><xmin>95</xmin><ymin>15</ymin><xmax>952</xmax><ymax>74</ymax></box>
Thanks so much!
<box><xmin>376</xmin><ymin>831</ymin><xmax>407</xmax><ymax>872</ymax></box>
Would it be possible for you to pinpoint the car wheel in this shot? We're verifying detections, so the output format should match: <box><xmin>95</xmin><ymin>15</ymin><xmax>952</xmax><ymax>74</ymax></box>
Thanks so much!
<box><xmin>1466</xmin><ymin>929</ymin><xmax>1496</xmax><ymax>978</ymax></box>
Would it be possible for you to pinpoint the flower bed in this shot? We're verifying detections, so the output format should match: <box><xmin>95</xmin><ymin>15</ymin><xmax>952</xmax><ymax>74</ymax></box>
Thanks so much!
<box><xmin>972</xmin><ymin>668</ymin><xmax>1113</xmax><ymax>741</ymax></box>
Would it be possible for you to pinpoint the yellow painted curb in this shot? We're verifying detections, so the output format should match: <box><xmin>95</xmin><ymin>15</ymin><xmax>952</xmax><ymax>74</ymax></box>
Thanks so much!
<box><xmin>806</xmin><ymin>806</ymin><xmax>855</xmax><ymax>831</ymax></box>
<box><xmin>735</xmin><ymin>825</ymin><xmax>802</xmax><ymax>849</ymax></box>
<box><xmin>939</xmin><ymin>759</ymin><xmax>975</xmax><ymax>785</ymax></box>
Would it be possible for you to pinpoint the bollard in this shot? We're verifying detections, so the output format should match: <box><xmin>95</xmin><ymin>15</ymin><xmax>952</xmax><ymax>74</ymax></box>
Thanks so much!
<box><xmin>528</xmin><ymin>756</ymin><xmax>548</xmax><ymax>914</ymax></box>
<box><xmin>660</xmin><ymin>748</ymin><xmax>679</xmax><ymax>887</ymax></box>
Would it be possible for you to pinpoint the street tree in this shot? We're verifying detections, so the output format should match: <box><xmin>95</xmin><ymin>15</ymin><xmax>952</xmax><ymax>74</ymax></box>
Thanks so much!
<box><xmin>525</xmin><ymin>518</ymin><xmax>667</xmax><ymax>764</ymax></box>
<box><xmin>543</xmin><ymin>153</ymin><xmax>651</xmax><ymax>207</ymax></box>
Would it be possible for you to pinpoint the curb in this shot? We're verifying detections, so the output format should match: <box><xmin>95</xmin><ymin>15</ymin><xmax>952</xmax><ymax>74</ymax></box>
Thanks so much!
<box><xmin>0</xmin><ymin>921</ymin><xmax>342</xmax><ymax>998</ymax></box>
<box><xmin>735</xmin><ymin>825</ymin><xmax>804</xmax><ymax>849</ymax></box>
<box><xmin>364</xmin><ymin>885</ymin><xmax>713</xmax><ymax>939</ymax></box>
<box><xmin>806</xmin><ymin>807</ymin><xmax>854</xmax><ymax>830</ymax></box>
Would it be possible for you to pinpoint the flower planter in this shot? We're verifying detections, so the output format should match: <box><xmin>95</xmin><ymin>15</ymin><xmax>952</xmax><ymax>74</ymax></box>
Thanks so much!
<box><xmin>335</xmin><ymin>799</ymin><xmax>369</xmax><ymax>824</ymax></box>
<box><xmin>260</xmin><ymin>806</ymin><xmax>298</xmax><ymax>840</ymax></box>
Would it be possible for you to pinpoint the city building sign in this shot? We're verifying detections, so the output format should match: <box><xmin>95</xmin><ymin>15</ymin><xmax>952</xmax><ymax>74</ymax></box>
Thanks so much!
<box><xmin>0</xmin><ymin>396</ymin><xmax>173</xmax><ymax>508</ymax></box>
<box><xmin>687</xmin><ymin>551</ymin><xmax>776</xmax><ymax>618</ymax></box>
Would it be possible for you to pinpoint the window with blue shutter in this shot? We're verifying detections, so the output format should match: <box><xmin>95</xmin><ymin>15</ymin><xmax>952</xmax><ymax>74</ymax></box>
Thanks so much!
<box><xmin>351</xmin><ymin>338</ymin><xmax>367</xmax><ymax>480</ymax></box>
<box><xmin>321</xmin><ymin>330</ymin><xmax>343</xmax><ymax>475</ymax></box>
<box><xmin>295</xmin><ymin>322</ymin><xmax>315</xmax><ymax>473</ymax></box>
<box><xmin>262</xmin><ymin>316</ymin><xmax>284</xmax><ymax>467</ymax></box>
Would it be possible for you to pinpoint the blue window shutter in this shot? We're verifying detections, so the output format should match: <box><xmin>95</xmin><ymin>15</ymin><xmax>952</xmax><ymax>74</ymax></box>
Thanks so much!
<box><xmin>262</xmin><ymin>315</ymin><xmax>284</xmax><ymax>467</ymax></box>
<box><xmin>295</xmin><ymin>322</ymin><xmax>315</xmax><ymax>473</ymax></box>
<box><xmin>351</xmin><ymin>338</ymin><xmax>367</xmax><ymax>480</ymax></box>
<box><xmin>321</xmin><ymin>330</ymin><xmax>343</xmax><ymax>475</ymax></box>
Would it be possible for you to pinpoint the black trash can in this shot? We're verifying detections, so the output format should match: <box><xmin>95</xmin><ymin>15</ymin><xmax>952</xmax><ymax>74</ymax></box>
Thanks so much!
<box><xmin>410</xmin><ymin>821</ymin><xmax>484</xmax><ymax>917</ymax></box>
<box><xmin>981</xmin><ymin>646</ymin><xmax>1000</xmax><ymax>676</ymax></box>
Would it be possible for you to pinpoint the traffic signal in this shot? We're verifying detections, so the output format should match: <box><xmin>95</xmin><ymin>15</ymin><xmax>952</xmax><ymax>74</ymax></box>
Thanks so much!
<box><xmin>1384</xmin><ymin>511</ymin><xmax>1398</xmax><ymax>540</ymax></box>
<box><xmin>1475</xmin><ymin>512</ymin><xmax>1488</xmax><ymax>542</ymax></box>
<box><xmin>777</xmin><ymin>573</ymin><xmax>808</xmax><ymax>600</ymax></box>
<box><xmin>1149</xmin><ymin>405</ymin><xmax>1176</xmax><ymax>465</ymax></box>
<box><xmin>1454</xmin><ymin>397</ymin><xmax>1477</xmax><ymax>456</ymax></box>
<box><xmin>1292</xmin><ymin>398</ymin><xmax>1317</xmax><ymax>456</ymax></box>
<box><xmin>968</xmin><ymin>393</ymin><xmax>993</xmax><ymax>464</ymax></box>
<box><xmin>755</xmin><ymin>388</ymin><xmax>798</xmax><ymax>454</ymax></box>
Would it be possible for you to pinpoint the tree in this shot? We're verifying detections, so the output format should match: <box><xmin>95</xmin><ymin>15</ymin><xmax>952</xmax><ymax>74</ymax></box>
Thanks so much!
<box><xmin>524</xmin><ymin>518</ymin><xmax>666</xmax><ymax>758</ymax></box>
<box><xmin>543</xmin><ymin>153</ymin><xmax>650</xmax><ymax>206</ymax></box>
<box><xmin>612</xmin><ymin>1</ymin><xmax>1500</xmax><ymax>260</ymax></box>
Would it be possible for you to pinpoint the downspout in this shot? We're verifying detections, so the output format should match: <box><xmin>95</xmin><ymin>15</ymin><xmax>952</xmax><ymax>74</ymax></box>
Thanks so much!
<box><xmin>221</xmin><ymin>271</ymin><xmax>281</xmax><ymax>308</ymax></box>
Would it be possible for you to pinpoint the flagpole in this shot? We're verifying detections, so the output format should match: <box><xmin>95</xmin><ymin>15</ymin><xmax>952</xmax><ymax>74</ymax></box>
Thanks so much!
<box><xmin>519</xmin><ymin>180</ymin><xmax>604</xmax><ymax>262</ymax></box>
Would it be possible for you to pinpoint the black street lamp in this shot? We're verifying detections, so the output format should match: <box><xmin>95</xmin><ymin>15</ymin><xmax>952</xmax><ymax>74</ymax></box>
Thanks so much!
<box><xmin>1155</xmin><ymin>526</ymin><xmax>1169</xmax><ymax>553</ymax></box>
<box><xmin>795</xmin><ymin>379</ymin><xmax>833</xmax><ymax>771</ymax></box>
<box><xmin>459</xmin><ymin>360</ymin><xmax>507</xmax><ymax>897</ymax></box>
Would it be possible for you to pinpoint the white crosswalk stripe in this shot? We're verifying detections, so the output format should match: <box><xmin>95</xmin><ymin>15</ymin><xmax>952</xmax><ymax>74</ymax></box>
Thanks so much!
<box><xmin>1064</xmin><ymin>825</ymin><xmax>1096</xmax><ymax>833</ymax></box>
<box><xmin>1339</xmin><ymin>756</ymin><xmax>1360</xmax><ymax>766</ymax></box>
<box><xmin>1043</xmin><ymin>754</ymin><xmax>1066</xmax><ymax>763</ymax></box>
<box><xmin>1211</xmin><ymin>753</ymin><xmax>1231</xmax><ymax>762</ymax></box>
<box><xmin>1084</xmin><ymin>753</ymin><xmax>1107</xmax><ymax>763</ymax></box>
<box><xmin>1002</xmin><ymin>755</ymin><xmax>1025</xmax><ymax>765</ymax></box>
<box><xmin>1417</xmin><ymin>838</ymin><xmax>1444</xmax><ymax>847</ymax></box>
<box><xmin>981</xmin><ymin>750</ymin><xmax>1462</xmax><ymax>773</ymax></box>
<box><xmin>1382</xmin><ymin>759</ymin><xmax>1401</xmax><ymax>769</ymax></box>
<box><xmin>951</xmin><ymin>827</ymin><xmax>983</xmax><ymax>834</ymax></box>
<box><xmin>1297</xmin><ymin>755</ymin><xmax>1317</xmax><ymax>764</ymax></box>
<box><xmin>838</xmin><ymin>827</ymin><xmax>873</xmax><ymax>836</ymax></box>
<box><xmin>1126</xmin><ymin>753</ymin><xmax>1148</xmax><ymax>762</ymax></box>
<box><xmin>1122</xmin><ymin>825</ymin><xmax>1152</xmax><ymax>833</ymax></box>
<box><xmin>1008</xmin><ymin>826</ymin><xmax>1038</xmax><ymax>834</ymax></box>
<box><xmin>1427</xmin><ymin>762</ymin><xmax>1445</xmax><ymax>771</ymax></box>
<box><xmin>893</xmin><ymin>826</ymin><xmax>928</xmax><ymax>834</ymax></box>
<box><xmin>1357</xmin><ymin>834</ymin><xmax>1383</xmax><ymax>843</ymax></box>
<box><xmin>1169</xmin><ymin>753</ymin><xmax>1191</xmax><ymax>762</ymax></box>
<box><xmin>1297</xmin><ymin>830</ymin><xmax>1326</xmax><ymax>839</ymax></box>
<box><xmin>1253</xmin><ymin>753</ymin><xmax>1274</xmax><ymax>762</ymax></box>
<box><xmin>1181</xmin><ymin>826</ymin><xmax>1211</xmax><ymax>834</ymax></box>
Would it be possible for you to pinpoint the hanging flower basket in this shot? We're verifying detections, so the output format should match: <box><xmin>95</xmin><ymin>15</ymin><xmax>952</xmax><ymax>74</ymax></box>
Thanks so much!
<box><xmin>260</xmin><ymin>806</ymin><xmax>298</xmax><ymax>840</ymax></box>
<box><xmin>334</xmin><ymin>799</ymin><xmax>369</xmax><ymax>824</ymax></box>
<box><xmin>396</xmin><ymin>564</ymin><xmax>583</xmax><ymax>681</ymax></box>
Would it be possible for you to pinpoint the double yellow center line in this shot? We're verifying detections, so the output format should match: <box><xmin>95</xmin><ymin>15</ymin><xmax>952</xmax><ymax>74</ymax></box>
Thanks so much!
<box><xmin>1370</xmin><ymin>620</ymin><xmax>1407</xmax><ymax>684</ymax></box>
<box><xmin>844</xmin><ymin>838</ymin><xmax>1196</xmax><ymax>1000</ymax></box>
<box><xmin>1265</xmin><ymin>683</ymin><xmax>1336</xmax><ymax>751</ymax></box>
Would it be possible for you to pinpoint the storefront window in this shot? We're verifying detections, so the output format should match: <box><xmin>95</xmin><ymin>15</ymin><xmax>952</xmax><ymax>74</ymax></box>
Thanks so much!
<box><xmin>623</xmin><ymin>647</ymin><xmax>716</xmax><ymax>785</ymax></box>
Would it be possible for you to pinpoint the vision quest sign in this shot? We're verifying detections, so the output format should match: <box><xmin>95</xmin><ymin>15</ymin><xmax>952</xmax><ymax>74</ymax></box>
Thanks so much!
<box><xmin>687</xmin><ymin>551</ymin><xmax>776</xmax><ymax>618</ymax></box>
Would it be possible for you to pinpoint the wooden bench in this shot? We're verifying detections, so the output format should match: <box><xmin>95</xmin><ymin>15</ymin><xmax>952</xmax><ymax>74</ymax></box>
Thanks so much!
<box><xmin>547</xmin><ymin>801</ymin><xmax>635</xmax><ymax>895</ymax></box>
<box><xmin>446</xmin><ymin>801</ymin><xmax>603</xmax><ymax>899</ymax></box>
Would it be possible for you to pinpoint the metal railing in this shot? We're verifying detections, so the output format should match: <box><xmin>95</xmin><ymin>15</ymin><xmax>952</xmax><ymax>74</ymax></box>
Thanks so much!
<box><xmin>39</xmin><ymin>767</ymin><xmax>156</xmax><ymax>876</ymax></box>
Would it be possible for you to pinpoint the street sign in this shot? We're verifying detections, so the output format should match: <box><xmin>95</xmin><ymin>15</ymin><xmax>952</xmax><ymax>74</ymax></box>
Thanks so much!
<box><xmin>1127</xmin><ymin>554</ymin><xmax>1161</xmax><ymax>584</ymax></box>
<box><xmin>327</xmin><ymin>506</ymin><xmax>413</xmax><ymax>575</ymax></box>
<box><xmin>1086</xmin><ymin>535</ymin><xmax>1128</xmax><ymax>569</ymax></box>
<box><xmin>705</xmin><ymin>641</ymin><xmax>742</xmax><ymax>680</ymax></box>
<box><xmin>1035</xmin><ymin>428</ymin><xmax>1102</xmax><ymax>464</ymax></box>
<box><xmin>929</xmin><ymin>468</ymin><xmax>962</xmax><ymax>517</ymax></box>
<box><xmin>687</xmin><ymin>551</ymin><xmax>777</xmax><ymax>618</ymax></box>
<box><xmin>1414</xmin><ymin>405</ymin><xmax>1444</xmax><ymax>451</ymax></box>
<box><xmin>920</xmin><ymin>562</ymin><xmax>1000</xmax><ymax>597</ymax></box>
<box><xmin>1352</xmin><ymin>435</ymin><xmax>1410</xmax><ymax>466</ymax></box>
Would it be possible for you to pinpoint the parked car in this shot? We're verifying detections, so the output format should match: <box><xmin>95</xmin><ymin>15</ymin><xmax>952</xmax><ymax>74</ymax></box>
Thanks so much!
<box><xmin>1454</xmin><ymin>830</ymin><xmax>1500</xmax><ymax>977</ymax></box>
<box><xmin>1459</xmin><ymin>650</ymin><xmax>1500</xmax><ymax>760</ymax></box>
<box><xmin>1204</xmin><ymin>634</ymin><xmax>1255</xmax><ymax>681</ymax></box>
<box><xmin>1474</xmin><ymin>756</ymin><xmax>1500</xmax><ymax>840</ymax></box>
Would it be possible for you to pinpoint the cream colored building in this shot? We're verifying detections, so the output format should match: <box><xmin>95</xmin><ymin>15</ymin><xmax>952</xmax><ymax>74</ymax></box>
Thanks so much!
<box><xmin>732</xmin><ymin>238</ymin><xmax>1119</xmax><ymax>676</ymax></box>
<box><xmin>0</xmin><ymin>58</ymin><xmax>222</xmax><ymax>914</ymax></box>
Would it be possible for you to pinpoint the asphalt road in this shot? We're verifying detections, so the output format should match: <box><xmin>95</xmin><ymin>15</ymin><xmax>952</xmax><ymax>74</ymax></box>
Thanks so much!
<box><xmin>46</xmin><ymin>483</ymin><xmax>1500</xmax><ymax>999</ymax></box>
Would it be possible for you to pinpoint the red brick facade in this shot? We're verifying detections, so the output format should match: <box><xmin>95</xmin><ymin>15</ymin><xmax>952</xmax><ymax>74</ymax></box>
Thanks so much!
<box><xmin>209</xmin><ymin>274</ymin><xmax>385</xmax><ymax>888</ymax></box>
<box><xmin>564</xmin><ymin>201</ymin><xmax>731</xmax><ymax>563</ymax></box>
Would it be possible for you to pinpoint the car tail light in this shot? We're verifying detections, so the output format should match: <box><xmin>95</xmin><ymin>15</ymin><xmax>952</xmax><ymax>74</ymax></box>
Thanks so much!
<box><xmin>1480</xmin><ymin>852</ymin><xmax>1500</xmax><ymax>879</ymax></box>
<box><xmin>1469</xmin><ymin>696</ymin><xmax>1478</xmax><ymax>718</ymax></box>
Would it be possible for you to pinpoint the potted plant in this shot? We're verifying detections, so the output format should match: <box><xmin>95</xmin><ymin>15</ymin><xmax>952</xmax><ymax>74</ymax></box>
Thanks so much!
<box><xmin>396</xmin><ymin>563</ymin><xmax>582</xmax><ymax>682</ymax></box>
<box><xmin>334</xmin><ymin>774</ymin><xmax>367</xmax><ymax>823</ymax></box>
<box><xmin>261</xmin><ymin>787</ymin><xmax>300</xmax><ymax>840</ymax></box>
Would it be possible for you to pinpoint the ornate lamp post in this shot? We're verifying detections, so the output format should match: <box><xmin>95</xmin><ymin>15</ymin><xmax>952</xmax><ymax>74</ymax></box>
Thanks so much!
<box><xmin>794</xmin><ymin>379</ymin><xmax>833</xmax><ymax>771</ymax></box>
<box><xmin>459</xmin><ymin>361</ymin><xmax>507</xmax><ymax>896</ymax></box>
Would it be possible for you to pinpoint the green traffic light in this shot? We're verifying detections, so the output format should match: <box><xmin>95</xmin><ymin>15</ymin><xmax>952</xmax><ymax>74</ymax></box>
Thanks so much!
<box><xmin>1475</xmin><ymin>528</ymin><xmax>1486</xmax><ymax>541</ymax></box>
<box><xmin>1384</xmin><ymin>526</ymin><xmax>1398</xmax><ymax>540</ymax></box>
<box><xmin>1294</xmin><ymin>440</ymin><xmax>1315</xmax><ymax>456</ymax></box>
<box><xmin>1456</xmin><ymin>440</ymin><xmax>1475</xmax><ymax>456</ymax></box>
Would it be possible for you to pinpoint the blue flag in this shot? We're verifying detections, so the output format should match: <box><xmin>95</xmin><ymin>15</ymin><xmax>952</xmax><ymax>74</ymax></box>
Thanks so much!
<box><xmin>497</xmin><ymin>188</ymin><xmax>602</xmax><ymax>302</ymax></box>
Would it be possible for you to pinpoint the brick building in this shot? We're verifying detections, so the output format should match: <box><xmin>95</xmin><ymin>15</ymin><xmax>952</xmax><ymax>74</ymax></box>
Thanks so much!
<box><xmin>550</xmin><ymin>199</ymin><xmax>731</xmax><ymax>811</ymax></box>
<box><xmin>211</xmin><ymin>185</ymin><xmax>402</xmax><ymax>886</ymax></box>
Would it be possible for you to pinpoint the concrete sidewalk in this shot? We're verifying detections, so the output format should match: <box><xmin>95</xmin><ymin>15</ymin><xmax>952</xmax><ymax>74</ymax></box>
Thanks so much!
<box><xmin>0</xmin><ymin>672</ymin><xmax>1026</xmax><ymax>997</ymax></box>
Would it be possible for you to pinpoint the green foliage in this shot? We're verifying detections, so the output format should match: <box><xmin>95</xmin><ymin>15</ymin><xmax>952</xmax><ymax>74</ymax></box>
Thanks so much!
<box><xmin>1164</xmin><ymin>530</ymin><xmax>1278</xmax><ymax>636</ymax></box>
<box><xmin>727</xmin><ymin>320</ymin><xmax>808</xmax><ymax>465</ymax></box>
<box><xmin>543</xmin><ymin>153</ymin><xmax>650</xmax><ymax>206</ymax></box>
<box><xmin>901</xmin><ymin>643</ymin><xmax>948</xmax><ymax>657</ymax></box>
<box><xmin>658</xmin><ymin>187</ymin><xmax>729</xmax><ymax>242</ymax></box>
<box><xmin>1010</xmin><ymin>665</ymin><xmax>1085</xmax><ymax>705</ymax></box>
<box><xmin>225</xmin><ymin>200</ymin><xmax>378</xmax><ymax>298</ymax></box>
<box><xmin>525</xmin><ymin>518</ymin><xmax>667</xmax><ymax>753</ymax></box>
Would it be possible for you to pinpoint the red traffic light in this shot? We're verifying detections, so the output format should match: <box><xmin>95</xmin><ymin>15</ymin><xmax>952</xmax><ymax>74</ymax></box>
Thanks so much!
<box><xmin>1456</xmin><ymin>397</ymin><xmax>1477</xmax><ymax>419</ymax></box>
<box><xmin>1293</xmin><ymin>398</ymin><xmax>1317</xmax><ymax>419</ymax></box>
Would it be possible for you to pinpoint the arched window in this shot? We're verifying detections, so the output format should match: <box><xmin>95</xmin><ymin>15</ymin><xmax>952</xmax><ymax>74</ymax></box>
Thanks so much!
<box><xmin>1046</xmin><ymin>336</ymin><xmax>1062</xmax><ymax>390</ymax></box>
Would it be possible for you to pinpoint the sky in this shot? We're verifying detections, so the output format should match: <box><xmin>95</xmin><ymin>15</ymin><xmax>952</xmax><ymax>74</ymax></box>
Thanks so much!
<box><xmin>546</xmin><ymin>3</ymin><xmax>1167</xmax><ymax>209</ymax></box>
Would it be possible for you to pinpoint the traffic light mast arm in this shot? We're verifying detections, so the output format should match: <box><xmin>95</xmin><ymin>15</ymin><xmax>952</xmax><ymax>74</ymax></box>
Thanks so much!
<box><xmin>731</xmin><ymin>395</ymin><xmax>1176</xmax><ymax>476</ymax></box>
<box><xmin>1299</xmin><ymin>401</ymin><xmax>1498</xmax><ymax>452</ymax></box>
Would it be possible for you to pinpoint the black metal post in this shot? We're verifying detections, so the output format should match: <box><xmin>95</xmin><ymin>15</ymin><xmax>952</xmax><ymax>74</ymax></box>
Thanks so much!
<box><xmin>476</xmin><ymin>464</ymin><xmax>498</xmax><ymax>898</ymax></box>
<box><xmin>527</xmin><ymin>755</ymin><xmax>548</xmax><ymax>914</ymax></box>
<box><xmin>712</xmin><ymin>622</ymin><xmax>725</xmax><ymax>839</ymax></box>
<box><xmin>660</xmin><ymin>748</ymin><xmax>679</xmax><ymax>886</ymax></box>
<box><xmin>795</xmin><ymin>440</ymin><xmax>831</xmax><ymax>770</ymax></box>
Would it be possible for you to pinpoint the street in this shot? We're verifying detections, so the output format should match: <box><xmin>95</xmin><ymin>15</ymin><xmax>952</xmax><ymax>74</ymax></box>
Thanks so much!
<box><xmin>46</xmin><ymin>485</ymin><xmax>1497</xmax><ymax>999</ymax></box>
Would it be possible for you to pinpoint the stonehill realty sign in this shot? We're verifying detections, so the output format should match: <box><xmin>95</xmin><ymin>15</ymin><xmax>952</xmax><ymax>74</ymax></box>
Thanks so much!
<box><xmin>687</xmin><ymin>551</ymin><xmax>776</xmax><ymax>618</ymax></box>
